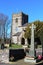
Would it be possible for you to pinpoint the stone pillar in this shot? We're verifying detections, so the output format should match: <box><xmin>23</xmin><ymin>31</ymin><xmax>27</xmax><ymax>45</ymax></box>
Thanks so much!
<box><xmin>29</xmin><ymin>24</ymin><xmax>36</xmax><ymax>57</ymax></box>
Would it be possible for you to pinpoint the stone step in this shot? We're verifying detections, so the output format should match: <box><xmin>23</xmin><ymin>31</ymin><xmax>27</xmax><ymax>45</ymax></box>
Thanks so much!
<box><xmin>24</xmin><ymin>57</ymin><xmax>36</xmax><ymax>63</ymax></box>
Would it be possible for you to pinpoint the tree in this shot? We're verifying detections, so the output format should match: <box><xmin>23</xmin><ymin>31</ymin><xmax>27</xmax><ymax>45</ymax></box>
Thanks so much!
<box><xmin>24</xmin><ymin>23</ymin><xmax>31</xmax><ymax>39</ymax></box>
<box><xmin>38</xmin><ymin>27</ymin><xmax>43</xmax><ymax>55</ymax></box>
<box><xmin>33</xmin><ymin>20</ymin><xmax>43</xmax><ymax>38</ymax></box>
<box><xmin>0</xmin><ymin>13</ymin><xmax>8</xmax><ymax>44</ymax></box>
<box><xmin>5</xmin><ymin>20</ymin><xmax>11</xmax><ymax>43</ymax></box>
<box><xmin>24</xmin><ymin>20</ymin><xmax>43</xmax><ymax>45</ymax></box>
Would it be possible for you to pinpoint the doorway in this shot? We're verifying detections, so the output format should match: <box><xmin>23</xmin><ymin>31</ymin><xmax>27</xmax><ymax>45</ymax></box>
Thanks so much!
<box><xmin>21</xmin><ymin>38</ymin><xmax>25</xmax><ymax>45</ymax></box>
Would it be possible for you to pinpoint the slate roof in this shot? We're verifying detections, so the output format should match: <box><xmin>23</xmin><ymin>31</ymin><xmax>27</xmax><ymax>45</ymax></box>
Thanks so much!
<box><xmin>18</xmin><ymin>23</ymin><xmax>29</xmax><ymax>27</ymax></box>
<box><xmin>22</xmin><ymin>23</ymin><xmax>28</xmax><ymax>27</ymax></box>
<box><xmin>13</xmin><ymin>32</ymin><xmax>21</xmax><ymax>36</ymax></box>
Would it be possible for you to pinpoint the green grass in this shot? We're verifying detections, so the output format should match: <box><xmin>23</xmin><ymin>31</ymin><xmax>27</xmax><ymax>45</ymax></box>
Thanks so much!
<box><xmin>9</xmin><ymin>44</ymin><xmax>22</xmax><ymax>49</ymax></box>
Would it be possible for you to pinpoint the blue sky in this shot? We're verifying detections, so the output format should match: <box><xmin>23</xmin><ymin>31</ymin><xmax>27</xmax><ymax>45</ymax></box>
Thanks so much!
<box><xmin>0</xmin><ymin>0</ymin><xmax>43</xmax><ymax>22</ymax></box>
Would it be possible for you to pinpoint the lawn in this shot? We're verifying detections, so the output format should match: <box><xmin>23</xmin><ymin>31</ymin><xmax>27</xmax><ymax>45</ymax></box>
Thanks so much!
<box><xmin>9</xmin><ymin>44</ymin><xmax>22</xmax><ymax>49</ymax></box>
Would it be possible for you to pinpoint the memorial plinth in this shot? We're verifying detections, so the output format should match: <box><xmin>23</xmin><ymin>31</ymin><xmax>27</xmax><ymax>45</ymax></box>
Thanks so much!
<box><xmin>24</xmin><ymin>24</ymin><xmax>36</xmax><ymax>63</ymax></box>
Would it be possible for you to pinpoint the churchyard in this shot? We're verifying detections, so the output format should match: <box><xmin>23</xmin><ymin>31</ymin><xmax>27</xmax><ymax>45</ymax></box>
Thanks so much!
<box><xmin>0</xmin><ymin>13</ymin><xmax>43</xmax><ymax>65</ymax></box>
<box><xmin>9</xmin><ymin>23</ymin><xmax>43</xmax><ymax>64</ymax></box>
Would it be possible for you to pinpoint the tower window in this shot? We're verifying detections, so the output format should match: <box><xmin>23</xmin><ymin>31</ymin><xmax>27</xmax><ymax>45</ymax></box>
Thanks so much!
<box><xmin>16</xmin><ymin>18</ymin><xmax>18</xmax><ymax>23</ymax></box>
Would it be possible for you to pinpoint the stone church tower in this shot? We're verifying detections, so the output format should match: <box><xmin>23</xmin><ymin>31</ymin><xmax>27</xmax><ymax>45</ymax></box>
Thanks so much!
<box><xmin>11</xmin><ymin>12</ymin><xmax>28</xmax><ymax>45</ymax></box>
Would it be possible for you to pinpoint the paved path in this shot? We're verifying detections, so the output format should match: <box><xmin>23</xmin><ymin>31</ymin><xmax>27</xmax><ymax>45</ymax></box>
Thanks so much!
<box><xmin>0</xmin><ymin>60</ymin><xmax>43</xmax><ymax>65</ymax></box>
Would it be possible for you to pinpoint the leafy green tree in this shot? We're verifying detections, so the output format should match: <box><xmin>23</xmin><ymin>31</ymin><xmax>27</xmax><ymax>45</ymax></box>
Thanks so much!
<box><xmin>24</xmin><ymin>20</ymin><xmax>43</xmax><ymax>42</ymax></box>
<box><xmin>24</xmin><ymin>24</ymin><xmax>31</xmax><ymax>39</ymax></box>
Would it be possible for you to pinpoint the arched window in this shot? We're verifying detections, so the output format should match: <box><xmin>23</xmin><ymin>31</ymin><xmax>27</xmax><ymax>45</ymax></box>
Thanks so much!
<box><xmin>21</xmin><ymin>38</ymin><xmax>25</xmax><ymax>45</ymax></box>
<box><xmin>16</xmin><ymin>18</ymin><xmax>18</xmax><ymax>23</ymax></box>
<box><xmin>15</xmin><ymin>18</ymin><xmax>18</xmax><ymax>32</ymax></box>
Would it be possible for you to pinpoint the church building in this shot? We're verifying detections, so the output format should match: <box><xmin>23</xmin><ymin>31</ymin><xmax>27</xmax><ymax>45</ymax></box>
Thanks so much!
<box><xmin>11</xmin><ymin>12</ymin><xmax>29</xmax><ymax>45</ymax></box>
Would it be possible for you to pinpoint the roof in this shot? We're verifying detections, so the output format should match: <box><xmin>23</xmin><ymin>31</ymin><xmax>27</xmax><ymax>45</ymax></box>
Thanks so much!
<box><xmin>13</xmin><ymin>32</ymin><xmax>21</xmax><ymax>36</ymax></box>
<box><xmin>18</xmin><ymin>23</ymin><xmax>29</xmax><ymax>27</ymax></box>
<box><xmin>22</xmin><ymin>23</ymin><xmax>29</xmax><ymax>27</ymax></box>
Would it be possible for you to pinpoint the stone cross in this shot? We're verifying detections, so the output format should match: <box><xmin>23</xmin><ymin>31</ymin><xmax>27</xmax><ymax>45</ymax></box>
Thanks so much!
<box><xmin>29</xmin><ymin>23</ymin><xmax>36</xmax><ymax>57</ymax></box>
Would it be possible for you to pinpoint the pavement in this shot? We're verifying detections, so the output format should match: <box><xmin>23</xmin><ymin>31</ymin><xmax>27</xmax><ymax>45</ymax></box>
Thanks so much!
<box><xmin>0</xmin><ymin>59</ymin><xmax>43</xmax><ymax>65</ymax></box>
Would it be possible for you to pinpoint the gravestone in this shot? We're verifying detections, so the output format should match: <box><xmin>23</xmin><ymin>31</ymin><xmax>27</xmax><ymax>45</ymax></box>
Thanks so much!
<box><xmin>29</xmin><ymin>23</ymin><xmax>36</xmax><ymax>57</ymax></box>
